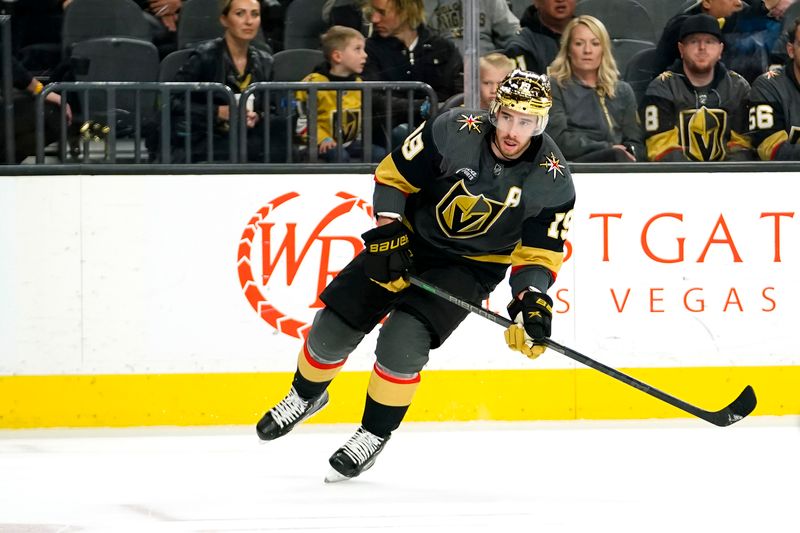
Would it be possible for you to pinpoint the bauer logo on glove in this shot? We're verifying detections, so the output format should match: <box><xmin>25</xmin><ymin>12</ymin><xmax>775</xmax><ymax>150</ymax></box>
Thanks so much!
<box><xmin>361</xmin><ymin>221</ymin><xmax>414</xmax><ymax>292</ymax></box>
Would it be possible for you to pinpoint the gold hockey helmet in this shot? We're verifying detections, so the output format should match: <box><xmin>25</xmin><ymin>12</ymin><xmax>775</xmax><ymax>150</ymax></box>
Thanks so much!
<box><xmin>489</xmin><ymin>69</ymin><xmax>552</xmax><ymax>137</ymax></box>
<box><xmin>489</xmin><ymin>69</ymin><xmax>552</xmax><ymax>118</ymax></box>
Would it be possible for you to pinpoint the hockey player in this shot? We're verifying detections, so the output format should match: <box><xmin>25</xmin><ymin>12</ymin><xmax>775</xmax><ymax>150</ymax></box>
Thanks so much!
<box><xmin>256</xmin><ymin>69</ymin><xmax>576</xmax><ymax>482</ymax></box>
<box><xmin>747</xmin><ymin>17</ymin><xmax>800</xmax><ymax>160</ymax></box>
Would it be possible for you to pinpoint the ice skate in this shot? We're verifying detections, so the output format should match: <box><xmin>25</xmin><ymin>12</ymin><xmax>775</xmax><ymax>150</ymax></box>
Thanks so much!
<box><xmin>324</xmin><ymin>426</ymin><xmax>389</xmax><ymax>483</ymax></box>
<box><xmin>256</xmin><ymin>387</ymin><xmax>329</xmax><ymax>441</ymax></box>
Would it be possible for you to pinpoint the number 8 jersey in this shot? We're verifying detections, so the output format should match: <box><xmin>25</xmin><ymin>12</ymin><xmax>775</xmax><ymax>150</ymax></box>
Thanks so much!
<box><xmin>372</xmin><ymin>107</ymin><xmax>576</xmax><ymax>294</ymax></box>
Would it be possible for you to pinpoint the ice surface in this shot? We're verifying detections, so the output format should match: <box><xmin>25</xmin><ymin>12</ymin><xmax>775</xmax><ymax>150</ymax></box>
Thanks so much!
<box><xmin>1</xmin><ymin>417</ymin><xmax>798</xmax><ymax>532</ymax></box>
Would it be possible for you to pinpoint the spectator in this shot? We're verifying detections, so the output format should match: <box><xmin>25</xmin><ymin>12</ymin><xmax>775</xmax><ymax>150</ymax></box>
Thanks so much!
<box><xmin>295</xmin><ymin>25</ymin><xmax>387</xmax><ymax>162</ymax></box>
<box><xmin>362</xmin><ymin>0</ymin><xmax>463</xmax><ymax>103</ymax></box>
<box><xmin>546</xmin><ymin>15</ymin><xmax>642</xmax><ymax>162</ymax></box>
<box><xmin>504</xmin><ymin>0</ymin><xmax>576</xmax><ymax>74</ymax></box>
<box><xmin>0</xmin><ymin>51</ymin><xmax>72</xmax><ymax>163</ymax></box>
<box><xmin>132</xmin><ymin>0</ymin><xmax>182</xmax><ymax>58</ymax></box>
<box><xmin>748</xmin><ymin>17</ymin><xmax>800</xmax><ymax>160</ymax></box>
<box><xmin>654</xmin><ymin>0</ymin><xmax>786</xmax><ymax>83</ymax></box>
<box><xmin>479</xmin><ymin>52</ymin><xmax>515</xmax><ymax>109</ymax></box>
<box><xmin>640</xmin><ymin>14</ymin><xmax>753</xmax><ymax>161</ymax></box>
<box><xmin>169</xmin><ymin>0</ymin><xmax>285</xmax><ymax>162</ymax></box>
<box><xmin>424</xmin><ymin>0</ymin><xmax>520</xmax><ymax>55</ymax></box>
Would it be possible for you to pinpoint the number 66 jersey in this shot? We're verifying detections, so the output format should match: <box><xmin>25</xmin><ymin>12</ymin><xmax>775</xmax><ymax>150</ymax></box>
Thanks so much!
<box><xmin>372</xmin><ymin>107</ymin><xmax>576</xmax><ymax>294</ymax></box>
<box><xmin>747</xmin><ymin>65</ymin><xmax>800</xmax><ymax>161</ymax></box>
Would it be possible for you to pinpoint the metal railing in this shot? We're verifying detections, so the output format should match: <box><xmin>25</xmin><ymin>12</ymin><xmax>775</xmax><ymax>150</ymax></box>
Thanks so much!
<box><xmin>30</xmin><ymin>80</ymin><xmax>437</xmax><ymax>165</ymax></box>
<box><xmin>1</xmin><ymin>14</ymin><xmax>14</xmax><ymax>163</ymax></box>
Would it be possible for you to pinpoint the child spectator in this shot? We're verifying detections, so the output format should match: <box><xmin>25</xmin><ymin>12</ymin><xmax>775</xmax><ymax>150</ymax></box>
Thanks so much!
<box><xmin>296</xmin><ymin>25</ymin><xmax>387</xmax><ymax>162</ymax></box>
<box><xmin>479</xmin><ymin>53</ymin><xmax>515</xmax><ymax>109</ymax></box>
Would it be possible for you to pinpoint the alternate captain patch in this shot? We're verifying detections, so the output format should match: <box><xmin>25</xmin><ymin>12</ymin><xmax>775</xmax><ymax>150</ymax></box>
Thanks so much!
<box><xmin>457</xmin><ymin>113</ymin><xmax>483</xmax><ymax>133</ymax></box>
<box><xmin>539</xmin><ymin>152</ymin><xmax>565</xmax><ymax>180</ymax></box>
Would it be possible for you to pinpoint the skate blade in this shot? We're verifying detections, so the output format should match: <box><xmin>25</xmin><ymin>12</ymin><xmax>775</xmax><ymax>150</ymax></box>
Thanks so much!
<box><xmin>324</xmin><ymin>468</ymin><xmax>352</xmax><ymax>484</ymax></box>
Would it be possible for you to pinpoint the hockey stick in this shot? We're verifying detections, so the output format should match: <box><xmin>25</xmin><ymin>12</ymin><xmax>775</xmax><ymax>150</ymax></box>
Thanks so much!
<box><xmin>407</xmin><ymin>274</ymin><xmax>757</xmax><ymax>427</ymax></box>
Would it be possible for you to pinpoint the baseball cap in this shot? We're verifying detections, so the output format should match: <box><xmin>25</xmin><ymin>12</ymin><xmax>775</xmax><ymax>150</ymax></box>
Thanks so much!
<box><xmin>679</xmin><ymin>14</ymin><xmax>723</xmax><ymax>42</ymax></box>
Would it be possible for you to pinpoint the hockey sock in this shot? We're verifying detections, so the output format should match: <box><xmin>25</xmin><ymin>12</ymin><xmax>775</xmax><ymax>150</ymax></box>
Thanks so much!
<box><xmin>292</xmin><ymin>341</ymin><xmax>346</xmax><ymax>400</ymax></box>
<box><xmin>361</xmin><ymin>363</ymin><xmax>421</xmax><ymax>437</ymax></box>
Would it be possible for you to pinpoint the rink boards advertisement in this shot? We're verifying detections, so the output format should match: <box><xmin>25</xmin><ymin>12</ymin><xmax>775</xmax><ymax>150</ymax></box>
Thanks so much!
<box><xmin>0</xmin><ymin>171</ymin><xmax>798</xmax><ymax>427</ymax></box>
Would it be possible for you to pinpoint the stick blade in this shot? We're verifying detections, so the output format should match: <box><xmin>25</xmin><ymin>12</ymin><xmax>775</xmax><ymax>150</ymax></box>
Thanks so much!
<box><xmin>707</xmin><ymin>385</ymin><xmax>757</xmax><ymax>427</ymax></box>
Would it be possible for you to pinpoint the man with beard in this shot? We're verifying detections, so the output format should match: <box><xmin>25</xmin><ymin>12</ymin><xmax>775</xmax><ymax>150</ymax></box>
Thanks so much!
<box><xmin>504</xmin><ymin>0</ymin><xmax>576</xmax><ymax>74</ymax></box>
<box><xmin>255</xmin><ymin>70</ymin><xmax>575</xmax><ymax>483</ymax></box>
<box><xmin>640</xmin><ymin>13</ymin><xmax>754</xmax><ymax>161</ymax></box>
<box><xmin>747</xmin><ymin>17</ymin><xmax>800</xmax><ymax>160</ymax></box>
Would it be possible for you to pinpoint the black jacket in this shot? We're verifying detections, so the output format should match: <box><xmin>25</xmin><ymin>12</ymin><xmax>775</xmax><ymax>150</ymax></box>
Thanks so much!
<box><xmin>363</xmin><ymin>24</ymin><xmax>463</xmax><ymax>102</ymax></box>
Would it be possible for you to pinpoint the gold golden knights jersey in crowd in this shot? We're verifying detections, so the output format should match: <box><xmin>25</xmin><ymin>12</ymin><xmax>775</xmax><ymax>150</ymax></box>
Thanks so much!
<box><xmin>372</xmin><ymin>108</ymin><xmax>576</xmax><ymax>293</ymax></box>
<box><xmin>747</xmin><ymin>64</ymin><xmax>800</xmax><ymax>160</ymax></box>
<box><xmin>640</xmin><ymin>63</ymin><xmax>753</xmax><ymax>161</ymax></box>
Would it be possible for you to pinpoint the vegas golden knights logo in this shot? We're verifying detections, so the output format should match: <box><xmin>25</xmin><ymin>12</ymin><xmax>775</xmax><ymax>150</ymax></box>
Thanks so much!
<box><xmin>330</xmin><ymin>109</ymin><xmax>361</xmax><ymax>145</ymax></box>
<box><xmin>435</xmin><ymin>180</ymin><xmax>507</xmax><ymax>239</ymax></box>
<box><xmin>679</xmin><ymin>106</ymin><xmax>727</xmax><ymax>161</ymax></box>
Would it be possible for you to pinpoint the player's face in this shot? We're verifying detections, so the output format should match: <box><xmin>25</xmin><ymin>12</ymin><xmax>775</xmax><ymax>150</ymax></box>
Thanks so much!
<box><xmin>367</xmin><ymin>0</ymin><xmax>406</xmax><ymax>38</ymax></box>
<box><xmin>678</xmin><ymin>33</ymin><xmax>723</xmax><ymax>75</ymax></box>
<box><xmin>337</xmin><ymin>37</ymin><xmax>368</xmax><ymax>74</ymax></box>
<box><xmin>480</xmin><ymin>64</ymin><xmax>513</xmax><ymax>109</ymax></box>
<box><xmin>492</xmin><ymin>107</ymin><xmax>545</xmax><ymax>160</ymax></box>
<box><xmin>702</xmin><ymin>0</ymin><xmax>743</xmax><ymax>19</ymax></box>
<box><xmin>533</xmin><ymin>0</ymin><xmax>576</xmax><ymax>27</ymax></box>
<box><xmin>220</xmin><ymin>0</ymin><xmax>260</xmax><ymax>42</ymax></box>
<box><xmin>568</xmin><ymin>23</ymin><xmax>603</xmax><ymax>77</ymax></box>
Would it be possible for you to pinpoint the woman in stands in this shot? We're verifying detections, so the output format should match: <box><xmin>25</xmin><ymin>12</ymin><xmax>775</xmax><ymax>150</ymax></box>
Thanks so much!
<box><xmin>546</xmin><ymin>15</ymin><xmax>642</xmax><ymax>163</ymax></box>
<box><xmin>170</xmin><ymin>0</ymin><xmax>285</xmax><ymax>162</ymax></box>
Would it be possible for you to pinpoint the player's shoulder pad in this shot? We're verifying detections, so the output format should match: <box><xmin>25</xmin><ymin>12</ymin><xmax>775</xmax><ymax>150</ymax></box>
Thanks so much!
<box><xmin>431</xmin><ymin>107</ymin><xmax>491</xmax><ymax>152</ymax></box>
<box><xmin>535</xmin><ymin>134</ymin><xmax>575</xmax><ymax>206</ymax></box>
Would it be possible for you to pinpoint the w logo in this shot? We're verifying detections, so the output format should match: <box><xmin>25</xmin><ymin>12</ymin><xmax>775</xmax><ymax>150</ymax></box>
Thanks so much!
<box><xmin>237</xmin><ymin>191</ymin><xmax>373</xmax><ymax>338</ymax></box>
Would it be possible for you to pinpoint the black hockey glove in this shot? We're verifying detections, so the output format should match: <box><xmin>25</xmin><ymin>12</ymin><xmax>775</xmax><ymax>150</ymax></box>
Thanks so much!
<box><xmin>504</xmin><ymin>290</ymin><xmax>553</xmax><ymax>359</ymax></box>
<box><xmin>361</xmin><ymin>221</ymin><xmax>413</xmax><ymax>292</ymax></box>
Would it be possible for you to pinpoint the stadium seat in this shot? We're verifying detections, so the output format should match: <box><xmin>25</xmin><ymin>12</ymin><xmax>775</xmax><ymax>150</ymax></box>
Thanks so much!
<box><xmin>61</xmin><ymin>0</ymin><xmax>152</xmax><ymax>56</ymax></box>
<box><xmin>622</xmin><ymin>45</ymin><xmax>658</xmax><ymax>106</ymax></box>
<box><xmin>271</xmin><ymin>48</ymin><xmax>325</xmax><ymax>81</ymax></box>
<box><xmin>576</xmin><ymin>0</ymin><xmax>657</xmax><ymax>42</ymax></box>
<box><xmin>612</xmin><ymin>38</ymin><xmax>655</xmax><ymax>77</ymax></box>
<box><xmin>159</xmin><ymin>48</ymin><xmax>195</xmax><ymax>82</ymax></box>
<box><xmin>284</xmin><ymin>0</ymin><xmax>328</xmax><ymax>50</ymax></box>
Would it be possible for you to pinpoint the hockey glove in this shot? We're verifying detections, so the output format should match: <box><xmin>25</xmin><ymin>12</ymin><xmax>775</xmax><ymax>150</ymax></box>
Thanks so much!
<box><xmin>361</xmin><ymin>221</ymin><xmax>413</xmax><ymax>292</ymax></box>
<box><xmin>504</xmin><ymin>290</ymin><xmax>553</xmax><ymax>359</ymax></box>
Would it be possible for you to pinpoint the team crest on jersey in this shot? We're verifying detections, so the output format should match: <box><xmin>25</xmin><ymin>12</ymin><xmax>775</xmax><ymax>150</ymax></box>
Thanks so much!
<box><xmin>330</xmin><ymin>109</ymin><xmax>361</xmax><ymax>144</ymax></box>
<box><xmin>539</xmin><ymin>152</ymin><xmax>565</xmax><ymax>180</ymax></box>
<box><xmin>457</xmin><ymin>114</ymin><xmax>483</xmax><ymax>133</ymax></box>
<box><xmin>435</xmin><ymin>180</ymin><xmax>507</xmax><ymax>239</ymax></box>
<box><xmin>679</xmin><ymin>106</ymin><xmax>727</xmax><ymax>161</ymax></box>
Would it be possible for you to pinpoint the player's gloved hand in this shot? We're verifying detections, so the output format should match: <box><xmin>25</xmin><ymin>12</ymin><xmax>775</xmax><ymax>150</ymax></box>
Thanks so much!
<box><xmin>361</xmin><ymin>220</ymin><xmax>413</xmax><ymax>292</ymax></box>
<box><xmin>504</xmin><ymin>289</ymin><xmax>553</xmax><ymax>359</ymax></box>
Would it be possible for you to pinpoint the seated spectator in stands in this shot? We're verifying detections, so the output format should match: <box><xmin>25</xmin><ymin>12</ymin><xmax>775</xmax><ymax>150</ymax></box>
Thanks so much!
<box><xmin>748</xmin><ymin>17</ymin><xmax>800</xmax><ymax>160</ymax></box>
<box><xmin>363</xmin><ymin>0</ymin><xmax>463</xmax><ymax>103</ymax></box>
<box><xmin>169</xmin><ymin>0</ymin><xmax>285</xmax><ymax>162</ymax></box>
<box><xmin>132</xmin><ymin>0</ymin><xmax>182</xmax><ymax>58</ymax></box>
<box><xmin>425</xmin><ymin>0</ymin><xmax>520</xmax><ymax>55</ymax></box>
<box><xmin>362</xmin><ymin>0</ymin><xmax>463</xmax><ymax>145</ymax></box>
<box><xmin>479</xmin><ymin>52</ymin><xmax>515</xmax><ymax>109</ymax></box>
<box><xmin>0</xmin><ymin>52</ymin><xmax>72</xmax><ymax>164</ymax></box>
<box><xmin>654</xmin><ymin>0</ymin><xmax>784</xmax><ymax>83</ymax></box>
<box><xmin>504</xmin><ymin>0</ymin><xmax>576</xmax><ymax>74</ymax></box>
<box><xmin>641</xmin><ymin>14</ymin><xmax>754</xmax><ymax>161</ymax></box>
<box><xmin>295</xmin><ymin>25</ymin><xmax>387</xmax><ymax>162</ymax></box>
<box><xmin>546</xmin><ymin>15</ymin><xmax>642</xmax><ymax>162</ymax></box>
